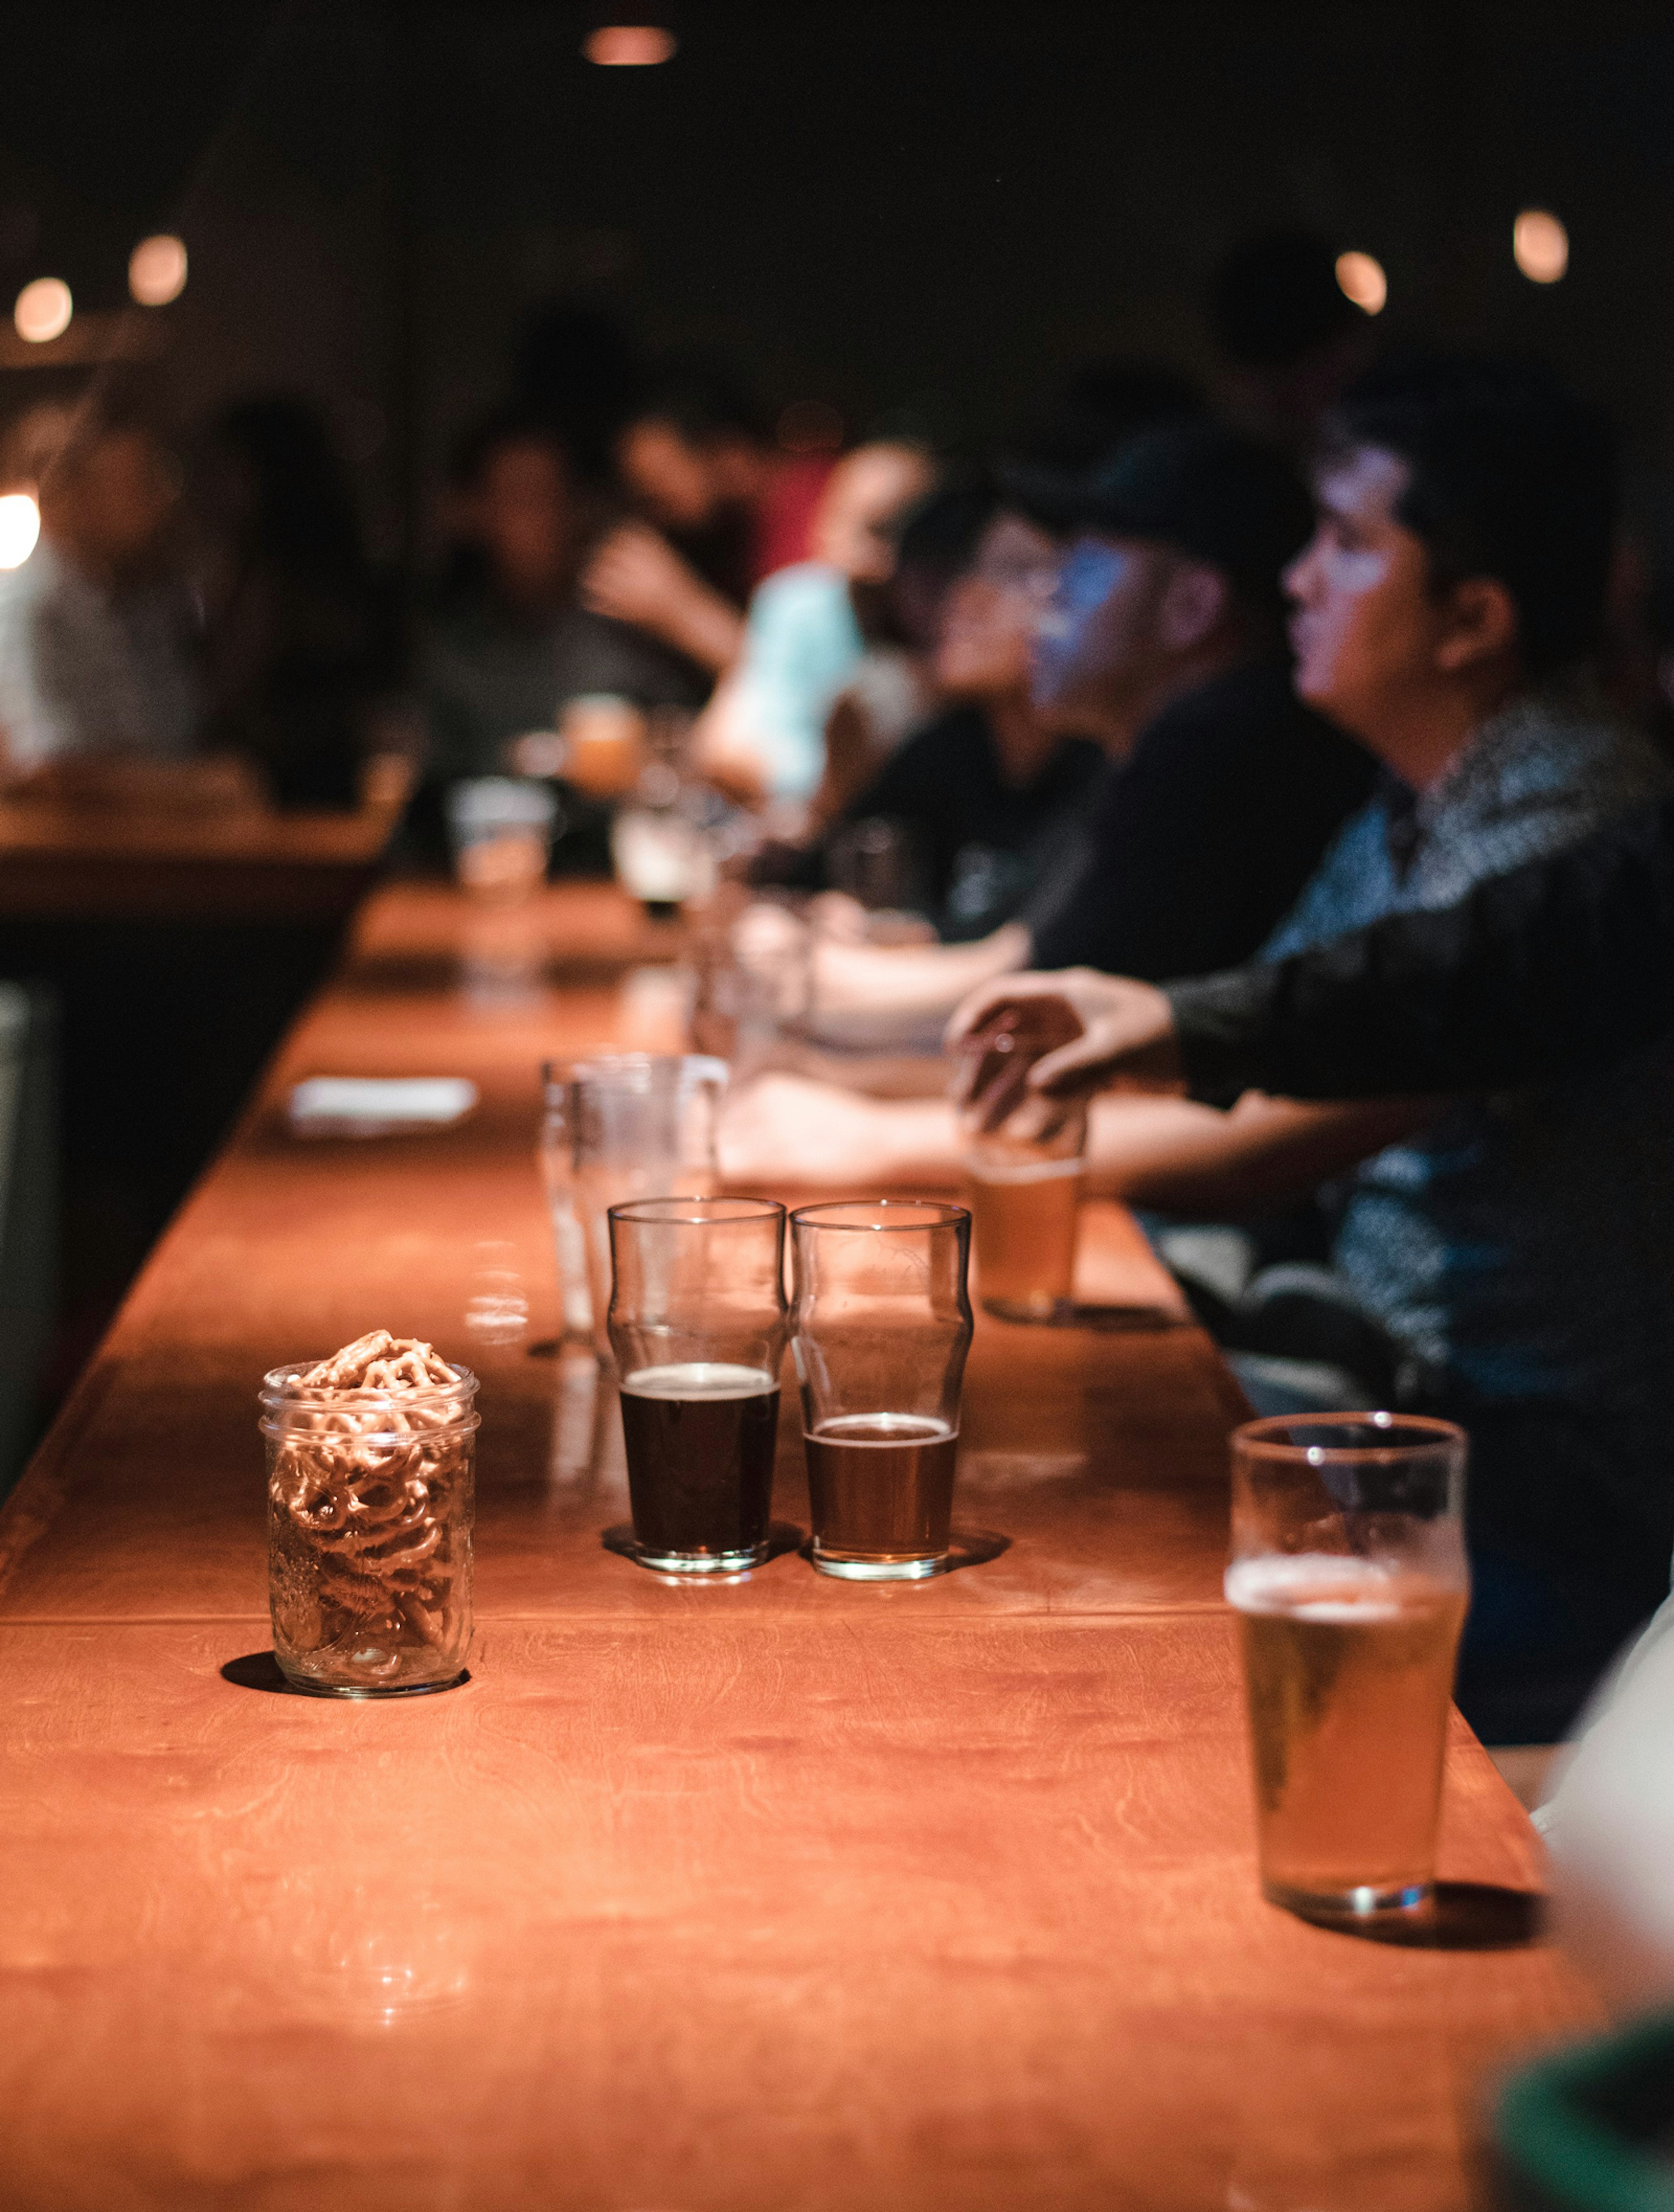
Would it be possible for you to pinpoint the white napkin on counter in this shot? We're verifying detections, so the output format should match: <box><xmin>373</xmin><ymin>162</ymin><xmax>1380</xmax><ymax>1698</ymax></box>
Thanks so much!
<box><xmin>288</xmin><ymin>1076</ymin><xmax>479</xmax><ymax>1136</ymax></box>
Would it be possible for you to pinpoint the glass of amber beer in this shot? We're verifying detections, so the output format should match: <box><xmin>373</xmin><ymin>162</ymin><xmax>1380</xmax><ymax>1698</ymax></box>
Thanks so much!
<box><xmin>790</xmin><ymin>1200</ymin><xmax>973</xmax><ymax>1579</ymax></box>
<box><xmin>607</xmin><ymin>1196</ymin><xmax>788</xmax><ymax>1574</ymax></box>
<box><xmin>1228</xmin><ymin>1413</ymin><xmax>1469</xmax><ymax>1922</ymax></box>
<box><xmin>963</xmin><ymin>1102</ymin><xmax>1088</xmax><ymax>1322</ymax></box>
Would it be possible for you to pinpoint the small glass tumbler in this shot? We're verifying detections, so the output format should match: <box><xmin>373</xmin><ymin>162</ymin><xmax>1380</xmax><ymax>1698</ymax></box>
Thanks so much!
<box><xmin>1227</xmin><ymin>1412</ymin><xmax>1470</xmax><ymax>1923</ymax></box>
<box><xmin>261</xmin><ymin>1361</ymin><xmax>479</xmax><ymax>1696</ymax></box>
<box><xmin>607</xmin><ymin>1195</ymin><xmax>788</xmax><ymax>1574</ymax></box>
<box><xmin>540</xmin><ymin>1053</ymin><xmax>728</xmax><ymax>1351</ymax></box>
<box><xmin>790</xmin><ymin>1199</ymin><xmax>973</xmax><ymax>1580</ymax></box>
<box><xmin>445</xmin><ymin>777</ymin><xmax>556</xmax><ymax>903</ymax></box>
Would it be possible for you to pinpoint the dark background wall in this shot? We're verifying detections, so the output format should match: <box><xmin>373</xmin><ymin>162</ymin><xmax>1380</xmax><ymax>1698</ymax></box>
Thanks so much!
<box><xmin>0</xmin><ymin>0</ymin><xmax>1672</xmax><ymax>551</ymax></box>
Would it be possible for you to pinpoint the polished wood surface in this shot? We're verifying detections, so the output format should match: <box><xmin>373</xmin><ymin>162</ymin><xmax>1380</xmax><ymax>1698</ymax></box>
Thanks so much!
<box><xmin>0</xmin><ymin>791</ymin><xmax>398</xmax><ymax>920</ymax></box>
<box><xmin>0</xmin><ymin>880</ymin><xmax>1597</xmax><ymax>2210</ymax></box>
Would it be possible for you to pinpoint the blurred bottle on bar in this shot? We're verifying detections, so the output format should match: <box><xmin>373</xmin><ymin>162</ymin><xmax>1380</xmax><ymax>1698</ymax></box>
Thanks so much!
<box><xmin>1228</xmin><ymin>1414</ymin><xmax>1470</xmax><ymax>1923</ymax></box>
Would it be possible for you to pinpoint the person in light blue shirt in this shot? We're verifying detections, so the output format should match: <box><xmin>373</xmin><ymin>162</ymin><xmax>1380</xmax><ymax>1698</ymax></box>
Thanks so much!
<box><xmin>694</xmin><ymin>442</ymin><xmax>936</xmax><ymax>805</ymax></box>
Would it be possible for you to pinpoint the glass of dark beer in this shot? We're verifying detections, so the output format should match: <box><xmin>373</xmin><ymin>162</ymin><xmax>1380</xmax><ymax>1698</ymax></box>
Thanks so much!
<box><xmin>606</xmin><ymin>1195</ymin><xmax>787</xmax><ymax>1574</ymax></box>
<box><xmin>789</xmin><ymin>1200</ymin><xmax>973</xmax><ymax>1580</ymax></box>
<box><xmin>1228</xmin><ymin>1413</ymin><xmax>1470</xmax><ymax>1923</ymax></box>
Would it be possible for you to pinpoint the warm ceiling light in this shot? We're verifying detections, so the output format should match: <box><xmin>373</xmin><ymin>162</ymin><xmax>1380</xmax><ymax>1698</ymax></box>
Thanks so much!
<box><xmin>1335</xmin><ymin>250</ymin><xmax>1387</xmax><ymax>316</ymax></box>
<box><xmin>129</xmin><ymin>234</ymin><xmax>188</xmax><ymax>307</ymax></box>
<box><xmin>0</xmin><ymin>492</ymin><xmax>39</xmax><ymax>569</ymax></box>
<box><xmin>1514</xmin><ymin>208</ymin><xmax>1568</xmax><ymax>285</ymax></box>
<box><xmin>584</xmin><ymin>25</ymin><xmax>676</xmax><ymax>65</ymax></box>
<box><xmin>14</xmin><ymin>277</ymin><xmax>71</xmax><ymax>344</ymax></box>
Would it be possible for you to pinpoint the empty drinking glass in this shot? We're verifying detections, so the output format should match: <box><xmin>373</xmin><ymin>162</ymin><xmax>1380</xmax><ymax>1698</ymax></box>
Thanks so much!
<box><xmin>1227</xmin><ymin>1412</ymin><xmax>1470</xmax><ymax>1923</ymax></box>
<box><xmin>789</xmin><ymin>1199</ymin><xmax>973</xmax><ymax>1580</ymax></box>
<box><xmin>608</xmin><ymin>1195</ymin><xmax>788</xmax><ymax>1573</ymax></box>
<box><xmin>540</xmin><ymin>1053</ymin><xmax>727</xmax><ymax>1351</ymax></box>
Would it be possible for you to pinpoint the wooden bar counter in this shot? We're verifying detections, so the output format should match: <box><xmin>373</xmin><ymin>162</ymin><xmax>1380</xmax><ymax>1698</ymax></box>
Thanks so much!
<box><xmin>0</xmin><ymin>881</ymin><xmax>1597</xmax><ymax>2211</ymax></box>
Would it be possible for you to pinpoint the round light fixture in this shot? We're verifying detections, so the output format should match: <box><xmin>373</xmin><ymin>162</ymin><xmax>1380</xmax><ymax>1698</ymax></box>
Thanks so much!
<box><xmin>0</xmin><ymin>493</ymin><xmax>41</xmax><ymax>569</ymax></box>
<box><xmin>1513</xmin><ymin>209</ymin><xmax>1568</xmax><ymax>285</ymax></box>
<box><xmin>14</xmin><ymin>277</ymin><xmax>72</xmax><ymax>344</ymax></box>
<box><xmin>1334</xmin><ymin>251</ymin><xmax>1388</xmax><ymax>316</ymax></box>
<box><xmin>584</xmin><ymin>25</ymin><xmax>677</xmax><ymax>65</ymax></box>
<box><xmin>129</xmin><ymin>234</ymin><xmax>188</xmax><ymax>307</ymax></box>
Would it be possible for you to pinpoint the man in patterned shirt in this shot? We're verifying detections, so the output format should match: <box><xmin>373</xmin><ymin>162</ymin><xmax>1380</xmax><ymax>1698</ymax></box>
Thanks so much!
<box><xmin>992</xmin><ymin>362</ymin><xmax>1674</xmax><ymax>1739</ymax></box>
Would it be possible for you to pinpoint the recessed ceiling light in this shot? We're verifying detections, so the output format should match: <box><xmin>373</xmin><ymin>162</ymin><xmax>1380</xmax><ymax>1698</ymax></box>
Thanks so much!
<box><xmin>584</xmin><ymin>26</ymin><xmax>677</xmax><ymax>65</ymax></box>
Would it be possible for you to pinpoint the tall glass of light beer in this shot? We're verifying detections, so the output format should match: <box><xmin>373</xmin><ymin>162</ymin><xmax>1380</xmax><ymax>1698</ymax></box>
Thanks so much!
<box><xmin>607</xmin><ymin>1196</ymin><xmax>787</xmax><ymax>1574</ymax></box>
<box><xmin>1228</xmin><ymin>1412</ymin><xmax>1469</xmax><ymax>1923</ymax></box>
<box><xmin>790</xmin><ymin>1200</ymin><xmax>973</xmax><ymax>1579</ymax></box>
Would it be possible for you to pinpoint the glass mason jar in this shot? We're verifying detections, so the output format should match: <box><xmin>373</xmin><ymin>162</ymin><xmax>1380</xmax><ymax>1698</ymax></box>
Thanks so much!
<box><xmin>260</xmin><ymin>1361</ymin><xmax>479</xmax><ymax>1696</ymax></box>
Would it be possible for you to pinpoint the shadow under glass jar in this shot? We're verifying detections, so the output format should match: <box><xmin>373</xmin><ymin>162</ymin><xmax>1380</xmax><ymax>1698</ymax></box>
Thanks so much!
<box><xmin>261</xmin><ymin>1362</ymin><xmax>479</xmax><ymax>1696</ymax></box>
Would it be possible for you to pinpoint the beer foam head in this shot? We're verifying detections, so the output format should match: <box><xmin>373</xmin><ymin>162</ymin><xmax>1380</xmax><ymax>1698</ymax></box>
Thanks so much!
<box><xmin>621</xmin><ymin>1361</ymin><xmax>777</xmax><ymax>1399</ymax></box>
<box><xmin>1225</xmin><ymin>1552</ymin><xmax>1410</xmax><ymax>1622</ymax></box>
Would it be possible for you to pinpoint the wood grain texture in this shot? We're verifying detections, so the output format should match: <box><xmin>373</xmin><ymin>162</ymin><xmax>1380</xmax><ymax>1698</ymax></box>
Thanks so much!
<box><xmin>0</xmin><ymin>880</ymin><xmax>1600</xmax><ymax>2211</ymax></box>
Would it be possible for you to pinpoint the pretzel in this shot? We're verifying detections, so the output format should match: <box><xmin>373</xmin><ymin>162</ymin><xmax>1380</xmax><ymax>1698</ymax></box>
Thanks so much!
<box><xmin>268</xmin><ymin>1333</ymin><xmax>472</xmax><ymax>1685</ymax></box>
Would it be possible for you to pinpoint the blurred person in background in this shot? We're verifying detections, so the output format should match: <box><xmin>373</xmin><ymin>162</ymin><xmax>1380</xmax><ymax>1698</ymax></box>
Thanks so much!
<box><xmin>753</xmin><ymin>480</ymin><xmax>1105</xmax><ymax>939</ymax></box>
<box><xmin>694</xmin><ymin>439</ymin><xmax>937</xmax><ymax>809</ymax></box>
<box><xmin>419</xmin><ymin>407</ymin><xmax>703</xmax><ymax>788</ymax></box>
<box><xmin>581</xmin><ymin>362</ymin><xmax>836</xmax><ymax>676</ymax></box>
<box><xmin>719</xmin><ymin>422</ymin><xmax>1371</xmax><ymax>1172</ymax></box>
<box><xmin>196</xmin><ymin>397</ymin><xmax>397</xmax><ymax>809</ymax></box>
<box><xmin>761</xmin><ymin>422</ymin><xmax>1372</xmax><ymax>1042</ymax></box>
<box><xmin>1011</xmin><ymin>357</ymin><xmax>1205</xmax><ymax>473</ymax></box>
<box><xmin>1210</xmin><ymin>228</ymin><xmax>1380</xmax><ymax>451</ymax></box>
<box><xmin>0</xmin><ymin>394</ymin><xmax>198</xmax><ymax>778</ymax></box>
<box><xmin>510</xmin><ymin>297</ymin><xmax>646</xmax><ymax>489</ymax></box>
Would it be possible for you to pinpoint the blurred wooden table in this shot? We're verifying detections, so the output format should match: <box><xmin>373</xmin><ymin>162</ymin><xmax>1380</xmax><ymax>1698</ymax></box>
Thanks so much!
<box><xmin>0</xmin><ymin>789</ymin><xmax>398</xmax><ymax>922</ymax></box>
<box><xmin>0</xmin><ymin>880</ymin><xmax>1596</xmax><ymax>2211</ymax></box>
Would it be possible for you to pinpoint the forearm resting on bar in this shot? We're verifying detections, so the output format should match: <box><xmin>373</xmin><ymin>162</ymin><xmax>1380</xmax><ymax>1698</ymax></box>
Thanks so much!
<box><xmin>1083</xmin><ymin>1090</ymin><xmax>1438</xmax><ymax>1217</ymax></box>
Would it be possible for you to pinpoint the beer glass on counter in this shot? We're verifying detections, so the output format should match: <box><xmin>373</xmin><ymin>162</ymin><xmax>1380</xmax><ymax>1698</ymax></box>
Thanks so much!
<box><xmin>540</xmin><ymin>1054</ymin><xmax>727</xmax><ymax>1349</ymax></box>
<box><xmin>1228</xmin><ymin>1413</ymin><xmax>1469</xmax><ymax>1922</ymax></box>
<box><xmin>963</xmin><ymin>1101</ymin><xmax>1088</xmax><ymax>1322</ymax></box>
<box><xmin>953</xmin><ymin>994</ymin><xmax>1089</xmax><ymax>1320</ymax></box>
<box><xmin>445</xmin><ymin>777</ymin><xmax>558</xmax><ymax>903</ymax></box>
<box><xmin>789</xmin><ymin>1200</ymin><xmax>973</xmax><ymax>1579</ymax></box>
<box><xmin>607</xmin><ymin>1196</ymin><xmax>788</xmax><ymax>1573</ymax></box>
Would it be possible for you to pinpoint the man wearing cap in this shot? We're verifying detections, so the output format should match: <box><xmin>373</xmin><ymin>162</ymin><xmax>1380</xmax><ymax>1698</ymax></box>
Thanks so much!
<box><xmin>793</xmin><ymin>420</ymin><xmax>1372</xmax><ymax>1045</ymax></box>
<box><xmin>949</xmin><ymin>359</ymin><xmax>1674</xmax><ymax>1743</ymax></box>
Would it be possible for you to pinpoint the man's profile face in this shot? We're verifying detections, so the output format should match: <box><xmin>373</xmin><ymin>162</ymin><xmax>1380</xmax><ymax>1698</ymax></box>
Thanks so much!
<box><xmin>1284</xmin><ymin>445</ymin><xmax>1437</xmax><ymax>747</ymax></box>
<box><xmin>1029</xmin><ymin>530</ymin><xmax>1167</xmax><ymax>736</ymax></box>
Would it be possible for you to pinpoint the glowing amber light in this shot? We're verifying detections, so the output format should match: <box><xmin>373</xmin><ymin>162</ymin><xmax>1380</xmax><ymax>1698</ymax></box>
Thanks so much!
<box><xmin>1335</xmin><ymin>251</ymin><xmax>1388</xmax><ymax>316</ymax></box>
<box><xmin>1514</xmin><ymin>209</ymin><xmax>1568</xmax><ymax>285</ymax></box>
<box><xmin>129</xmin><ymin>234</ymin><xmax>188</xmax><ymax>306</ymax></box>
<box><xmin>584</xmin><ymin>24</ymin><xmax>676</xmax><ymax>64</ymax></box>
<box><xmin>0</xmin><ymin>493</ymin><xmax>39</xmax><ymax>569</ymax></box>
<box><xmin>14</xmin><ymin>277</ymin><xmax>71</xmax><ymax>344</ymax></box>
